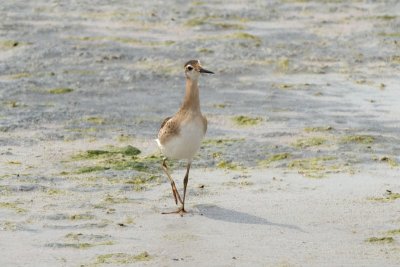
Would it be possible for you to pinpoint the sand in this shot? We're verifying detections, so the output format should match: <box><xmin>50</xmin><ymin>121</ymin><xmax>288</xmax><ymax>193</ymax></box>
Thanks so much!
<box><xmin>1</xmin><ymin>0</ymin><xmax>400</xmax><ymax>266</ymax></box>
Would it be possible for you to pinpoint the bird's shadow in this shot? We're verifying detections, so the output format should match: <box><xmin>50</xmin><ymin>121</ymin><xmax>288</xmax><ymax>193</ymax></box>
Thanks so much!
<box><xmin>194</xmin><ymin>204</ymin><xmax>305</xmax><ymax>232</ymax></box>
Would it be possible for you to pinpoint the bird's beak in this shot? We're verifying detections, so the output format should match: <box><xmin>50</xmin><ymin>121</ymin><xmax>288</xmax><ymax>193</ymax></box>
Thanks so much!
<box><xmin>199</xmin><ymin>67</ymin><xmax>214</xmax><ymax>74</ymax></box>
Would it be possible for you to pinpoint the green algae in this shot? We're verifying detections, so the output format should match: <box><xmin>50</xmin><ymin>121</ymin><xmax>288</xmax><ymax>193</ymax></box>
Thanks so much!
<box><xmin>65</xmin><ymin>233</ymin><xmax>84</xmax><ymax>240</ymax></box>
<box><xmin>125</xmin><ymin>175</ymin><xmax>158</xmax><ymax>185</ymax></box>
<box><xmin>292</xmin><ymin>137</ymin><xmax>326</xmax><ymax>148</ymax></box>
<box><xmin>74</xmin><ymin>145</ymin><xmax>141</xmax><ymax>160</ymax></box>
<box><xmin>185</xmin><ymin>18</ymin><xmax>206</xmax><ymax>27</ymax></box>
<box><xmin>375</xmin><ymin>15</ymin><xmax>397</xmax><ymax>20</ymax></box>
<box><xmin>111</xmin><ymin>161</ymin><xmax>147</xmax><ymax>171</ymax></box>
<box><xmin>304</xmin><ymin>126</ymin><xmax>333</xmax><ymax>133</ymax></box>
<box><xmin>213</xmin><ymin>103</ymin><xmax>228</xmax><ymax>108</ymax></box>
<box><xmin>229</xmin><ymin>32</ymin><xmax>261</xmax><ymax>46</ymax></box>
<box><xmin>276</xmin><ymin>57</ymin><xmax>290</xmax><ymax>72</ymax></box>
<box><xmin>386</xmin><ymin>229</ymin><xmax>400</xmax><ymax>235</ymax></box>
<box><xmin>7</xmin><ymin>161</ymin><xmax>21</xmax><ymax>165</ymax></box>
<box><xmin>86</xmin><ymin>117</ymin><xmax>106</xmax><ymax>125</ymax></box>
<box><xmin>259</xmin><ymin>153</ymin><xmax>291</xmax><ymax>166</ymax></box>
<box><xmin>8</xmin><ymin>72</ymin><xmax>31</xmax><ymax>79</ymax></box>
<box><xmin>185</xmin><ymin>15</ymin><xmax>245</xmax><ymax>30</ymax></box>
<box><xmin>48</xmin><ymin>88</ymin><xmax>74</xmax><ymax>94</ymax></box>
<box><xmin>380</xmin><ymin>156</ymin><xmax>399</xmax><ymax>167</ymax></box>
<box><xmin>212</xmin><ymin>151</ymin><xmax>223</xmax><ymax>159</ymax></box>
<box><xmin>101</xmin><ymin>194</ymin><xmax>130</xmax><ymax>204</ymax></box>
<box><xmin>0</xmin><ymin>221</ymin><xmax>18</xmax><ymax>231</ymax></box>
<box><xmin>369</xmin><ymin>191</ymin><xmax>400</xmax><ymax>202</ymax></box>
<box><xmin>379</xmin><ymin>32</ymin><xmax>400</xmax><ymax>37</ymax></box>
<box><xmin>0</xmin><ymin>40</ymin><xmax>28</xmax><ymax>49</ymax></box>
<box><xmin>117</xmin><ymin>134</ymin><xmax>133</xmax><ymax>142</ymax></box>
<box><xmin>0</xmin><ymin>202</ymin><xmax>27</xmax><ymax>213</ymax></box>
<box><xmin>4</xmin><ymin>100</ymin><xmax>26</xmax><ymax>108</ymax></box>
<box><xmin>70</xmin><ymin>36</ymin><xmax>174</xmax><ymax>47</ymax></box>
<box><xmin>46</xmin><ymin>188</ymin><xmax>66</xmax><ymax>196</ymax></box>
<box><xmin>214</xmin><ymin>22</ymin><xmax>245</xmax><ymax>30</ymax></box>
<box><xmin>73</xmin><ymin>148</ymin><xmax>161</xmax><ymax>175</ymax></box>
<box><xmin>85</xmin><ymin>150</ymin><xmax>110</xmax><ymax>157</ymax></box>
<box><xmin>197</xmin><ymin>48</ymin><xmax>214</xmax><ymax>54</ymax></box>
<box><xmin>95</xmin><ymin>251</ymin><xmax>151</xmax><ymax>264</ymax></box>
<box><xmin>217</xmin><ymin>160</ymin><xmax>241</xmax><ymax>170</ymax></box>
<box><xmin>341</xmin><ymin>135</ymin><xmax>375</xmax><ymax>144</ymax></box>
<box><xmin>288</xmin><ymin>156</ymin><xmax>337</xmax><ymax>178</ymax></box>
<box><xmin>117</xmin><ymin>146</ymin><xmax>142</xmax><ymax>156</ymax></box>
<box><xmin>365</xmin><ymin>237</ymin><xmax>394</xmax><ymax>244</ymax></box>
<box><xmin>76</xmin><ymin>166</ymin><xmax>110</xmax><ymax>174</ymax></box>
<box><xmin>69</xmin><ymin>213</ymin><xmax>95</xmax><ymax>220</ymax></box>
<box><xmin>233</xmin><ymin>115</ymin><xmax>262</xmax><ymax>126</ymax></box>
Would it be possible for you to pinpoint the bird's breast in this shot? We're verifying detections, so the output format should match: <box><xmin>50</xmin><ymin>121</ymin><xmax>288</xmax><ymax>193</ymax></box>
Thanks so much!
<box><xmin>159</xmin><ymin>116</ymin><xmax>205</xmax><ymax>160</ymax></box>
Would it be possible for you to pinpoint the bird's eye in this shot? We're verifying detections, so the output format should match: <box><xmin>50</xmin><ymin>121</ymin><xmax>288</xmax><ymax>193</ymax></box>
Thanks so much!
<box><xmin>187</xmin><ymin>66</ymin><xmax>193</xmax><ymax>71</ymax></box>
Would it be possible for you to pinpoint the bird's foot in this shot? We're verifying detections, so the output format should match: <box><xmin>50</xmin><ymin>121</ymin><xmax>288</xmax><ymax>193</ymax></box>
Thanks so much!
<box><xmin>161</xmin><ymin>206</ymin><xmax>187</xmax><ymax>216</ymax></box>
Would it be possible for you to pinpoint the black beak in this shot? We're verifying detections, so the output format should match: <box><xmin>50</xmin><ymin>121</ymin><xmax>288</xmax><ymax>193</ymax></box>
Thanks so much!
<box><xmin>199</xmin><ymin>67</ymin><xmax>214</xmax><ymax>74</ymax></box>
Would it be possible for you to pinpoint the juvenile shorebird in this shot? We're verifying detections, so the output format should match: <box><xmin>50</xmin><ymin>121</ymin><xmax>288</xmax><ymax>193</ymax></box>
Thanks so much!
<box><xmin>156</xmin><ymin>59</ymin><xmax>214</xmax><ymax>214</ymax></box>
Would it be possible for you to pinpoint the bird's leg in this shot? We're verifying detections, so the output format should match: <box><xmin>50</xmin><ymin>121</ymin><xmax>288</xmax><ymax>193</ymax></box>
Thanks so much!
<box><xmin>162</xmin><ymin>158</ymin><xmax>183</xmax><ymax>205</ymax></box>
<box><xmin>161</xmin><ymin>161</ymin><xmax>191</xmax><ymax>216</ymax></box>
<box><xmin>181</xmin><ymin>162</ymin><xmax>191</xmax><ymax>213</ymax></box>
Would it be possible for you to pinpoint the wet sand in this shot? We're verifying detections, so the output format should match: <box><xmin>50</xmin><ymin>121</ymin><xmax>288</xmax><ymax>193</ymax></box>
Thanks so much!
<box><xmin>1</xmin><ymin>0</ymin><xmax>400</xmax><ymax>266</ymax></box>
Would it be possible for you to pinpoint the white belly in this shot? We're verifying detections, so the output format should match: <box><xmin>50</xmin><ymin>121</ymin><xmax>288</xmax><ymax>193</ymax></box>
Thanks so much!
<box><xmin>156</xmin><ymin>119</ymin><xmax>205</xmax><ymax>161</ymax></box>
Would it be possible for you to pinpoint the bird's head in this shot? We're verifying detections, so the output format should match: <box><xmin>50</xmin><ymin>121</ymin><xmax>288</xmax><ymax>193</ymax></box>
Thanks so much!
<box><xmin>184</xmin><ymin>59</ymin><xmax>214</xmax><ymax>81</ymax></box>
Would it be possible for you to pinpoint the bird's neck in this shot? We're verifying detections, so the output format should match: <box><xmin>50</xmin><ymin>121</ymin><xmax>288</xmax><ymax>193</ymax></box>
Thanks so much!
<box><xmin>181</xmin><ymin>78</ymin><xmax>200</xmax><ymax>112</ymax></box>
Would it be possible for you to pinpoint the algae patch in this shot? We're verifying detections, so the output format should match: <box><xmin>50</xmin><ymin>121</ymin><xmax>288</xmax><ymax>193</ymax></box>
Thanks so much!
<box><xmin>304</xmin><ymin>126</ymin><xmax>333</xmax><ymax>133</ymax></box>
<box><xmin>288</xmin><ymin>156</ymin><xmax>338</xmax><ymax>178</ymax></box>
<box><xmin>276</xmin><ymin>57</ymin><xmax>290</xmax><ymax>73</ymax></box>
<box><xmin>76</xmin><ymin>166</ymin><xmax>110</xmax><ymax>174</ymax></box>
<box><xmin>292</xmin><ymin>137</ymin><xmax>326</xmax><ymax>148</ymax></box>
<box><xmin>232</xmin><ymin>115</ymin><xmax>262</xmax><ymax>126</ymax></box>
<box><xmin>386</xmin><ymin>229</ymin><xmax>400</xmax><ymax>235</ymax></box>
<box><xmin>341</xmin><ymin>135</ymin><xmax>374</xmax><ymax>144</ymax></box>
<box><xmin>0</xmin><ymin>202</ymin><xmax>27</xmax><ymax>213</ymax></box>
<box><xmin>0</xmin><ymin>40</ymin><xmax>29</xmax><ymax>49</ymax></box>
<box><xmin>70</xmin><ymin>36</ymin><xmax>174</xmax><ymax>47</ymax></box>
<box><xmin>69</xmin><ymin>213</ymin><xmax>95</xmax><ymax>220</ymax></box>
<box><xmin>86</xmin><ymin>117</ymin><xmax>106</xmax><ymax>125</ymax></box>
<box><xmin>365</xmin><ymin>237</ymin><xmax>394</xmax><ymax>244</ymax></box>
<box><xmin>71</xmin><ymin>146</ymin><xmax>162</xmax><ymax>175</ymax></box>
<box><xmin>7</xmin><ymin>72</ymin><xmax>32</xmax><ymax>80</ymax></box>
<box><xmin>369</xmin><ymin>191</ymin><xmax>400</xmax><ymax>202</ymax></box>
<box><xmin>380</xmin><ymin>156</ymin><xmax>399</xmax><ymax>167</ymax></box>
<box><xmin>94</xmin><ymin>251</ymin><xmax>151</xmax><ymax>264</ymax></box>
<box><xmin>229</xmin><ymin>32</ymin><xmax>262</xmax><ymax>46</ymax></box>
<box><xmin>259</xmin><ymin>153</ymin><xmax>291</xmax><ymax>166</ymax></box>
<box><xmin>217</xmin><ymin>160</ymin><xmax>241</xmax><ymax>170</ymax></box>
<box><xmin>185</xmin><ymin>16</ymin><xmax>245</xmax><ymax>30</ymax></box>
<box><xmin>48</xmin><ymin>88</ymin><xmax>74</xmax><ymax>94</ymax></box>
<box><xmin>75</xmin><ymin>145</ymin><xmax>142</xmax><ymax>160</ymax></box>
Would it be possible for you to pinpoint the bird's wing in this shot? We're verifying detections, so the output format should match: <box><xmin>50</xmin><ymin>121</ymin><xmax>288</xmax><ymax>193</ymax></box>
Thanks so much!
<box><xmin>160</xmin><ymin>116</ymin><xmax>172</xmax><ymax>130</ymax></box>
<box><xmin>158</xmin><ymin>117</ymin><xmax>180</xmax><ymax>144</ymax></box>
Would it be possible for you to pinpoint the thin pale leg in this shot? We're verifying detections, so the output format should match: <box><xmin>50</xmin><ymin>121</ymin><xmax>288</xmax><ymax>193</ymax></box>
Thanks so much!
<box><xmin>162</xmin><ymin>161</ymin><xmax>191</xmax><ymax>216</ymax></box>
<box><xmin>181</xmin><ymin>162</ymin><xmax>191</xmax><ymax>213</ymax></box>
<box><xmin>162</xmin><ymin>158</ymin><xmax>183</xmax><ymax>205</ymax></box>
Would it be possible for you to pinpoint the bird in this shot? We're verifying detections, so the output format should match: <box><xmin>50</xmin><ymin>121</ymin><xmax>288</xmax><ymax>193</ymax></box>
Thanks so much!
<box><xmin>156</xmin><ymin>59</ymin><xmax>214</xmax><ymax>214</ymax></box>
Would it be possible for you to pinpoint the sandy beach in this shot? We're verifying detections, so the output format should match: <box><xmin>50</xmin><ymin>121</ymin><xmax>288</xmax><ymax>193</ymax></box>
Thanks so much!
<box><xmin>1</xmin><ymin>0</ymin><xmax>400</xmax><ymax>266</ymax></box>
